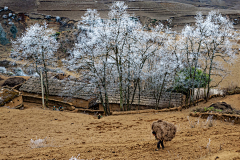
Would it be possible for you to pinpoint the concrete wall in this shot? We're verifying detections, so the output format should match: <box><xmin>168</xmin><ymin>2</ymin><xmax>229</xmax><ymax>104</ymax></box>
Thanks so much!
<box><xmin>192</xmin><ymin>88</ymin><xmax>224</xmax><ymax>100</ymax></box>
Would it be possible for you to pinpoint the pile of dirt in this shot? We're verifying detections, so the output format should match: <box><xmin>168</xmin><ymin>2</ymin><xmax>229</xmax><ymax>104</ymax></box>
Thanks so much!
<box><xmin>2</xmin><ymin>77</ymin><xmax>26</xmax><ymax>87</ymax></box>
<box><xmin>193</xmin><ymin>101</ymin><xmax>240</xmax><ymax>115</ymax></box>
<box><xmin>227</xmin><ymin>87</ymin><xmax>240</xmax><ymax>95</ymax></box>
<box><xmin>0</xmin><ymin>87</ymin><xmax>19</xmax><ymax>106</ymax></box>
<box><xmin>209</xmin><ymin>102</ymin><xmax>233</xmax><ymax>110</ymax></box>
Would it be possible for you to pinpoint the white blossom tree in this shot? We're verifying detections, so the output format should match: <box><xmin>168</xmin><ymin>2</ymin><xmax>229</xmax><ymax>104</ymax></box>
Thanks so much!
<box><xmin>175</xmin><ymin>23</ymin><xmax>207</xmax><ymax>105</ymax></box>
<box><xmin>11</xmin><ymin>23</ymin><xmax>59</xmax><ymax>107</ymax></box>
<box><xmin>175</xmin><ymin>11</ymin><xmax>239</xmax><ymax>103</ymax></box>
<box><xmin>144</xmin><ymin>31</ymin><xmax>184</xmax><ymax>109</ymax></box>
<box><xmin>196</xmin><ymin>11</ymin><xmax>239</xmax><ymax>101</ymax></box>
<box><xmin>67</xmin><ymin>2</ymin><xmax>174</xmax><ymax>113</ymax></box>
<box><xmin>66</xmin><ymin>3</ymin><xmax>239</xmax><ymax>112</ymax></box>
<box><xmin>68</xmin><ymin>9</ymin><xmax>113</xmax><ymax>115</ymax></box>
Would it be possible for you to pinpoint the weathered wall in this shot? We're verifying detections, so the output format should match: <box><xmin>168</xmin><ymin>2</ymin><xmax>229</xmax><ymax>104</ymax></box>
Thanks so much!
<box><xmin>192</xmin><ymin>88</ymin><xmax>225</xmax><ymax>100</ymax></box>
<box><xmin>157</xmin><ymin>92</ymin><xmax>185</xmax><ymax>107</ymax></box>
<box><xmin>99</xmin><ymin>92</ymin><xmax>184</xmax><ymax>111</ymax></box>
<box><xmin>99</xmin><ymin>103</ymin><xmax>157</xmax><ymax>112</ymax></box>
<box><xmin>22</xmin><ymin>95</ymin><xmax>75</xmax><ymax>111</ymax></box>
<box><xmin>4</xmin><ymin>95</ymin><xmax>23</xmax><ymax>109</ymax></box>
<box><xmin>22</xmin><ymin>92</ymin><xmax>90</xmax><ymax>108</ymax></box>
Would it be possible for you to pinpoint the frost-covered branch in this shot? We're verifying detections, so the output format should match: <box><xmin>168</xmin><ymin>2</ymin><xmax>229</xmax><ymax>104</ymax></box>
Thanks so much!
<box><xmin>11</xmin><ymin>23</ymin><xmax>59</xmax><ymax>107</ymax></box>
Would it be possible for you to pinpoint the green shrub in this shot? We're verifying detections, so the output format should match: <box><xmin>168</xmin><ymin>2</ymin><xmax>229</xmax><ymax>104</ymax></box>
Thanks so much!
<box><xmin>55</xmin><ymin>32</ymin><xmax>60</xmax><ymax>36</ymax></box>
<box><xmin>207</xmin><ymin>106</ymin><xmax>215</xmax><ymax>111</ymax></box>
<box><xmin>172</xmin><ymin>67</ymin><xmax>210</xmax><ymax>95</ymax></box>
<box><xmin>215</xmin><ymin>109</ymin><xmax>222</xmax><ymax>112</ymax></box>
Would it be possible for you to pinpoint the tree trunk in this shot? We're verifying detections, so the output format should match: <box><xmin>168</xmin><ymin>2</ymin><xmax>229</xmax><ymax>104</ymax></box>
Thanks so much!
<box><xmin>42</xmin><ymin>51</ymin><xmax>49</xmax><ymax>108</ymax></box>
<box><xmin>138</xmin><ymin>80</ymin><xmax>141</xmax><ymax>110</ymax></box>
<box><xmin>155</xmin><ymin>73</ymin><xmax>167</xmax><ymax>110</ymax></box>
<box><xmin>206</xmin><ymin>61</ymin><xmax>213</xmax><ymax>102</ymax></box>
<box><xmin>130</xmin><ymin>78</ymin><xmax>139</xmax><ymax>110</ymax></box>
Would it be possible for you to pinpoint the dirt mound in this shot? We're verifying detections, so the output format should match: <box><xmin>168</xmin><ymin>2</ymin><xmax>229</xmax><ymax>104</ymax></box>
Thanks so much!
<box><xmin>193</xmin><ymin>101</ymin><xmax>240</xmax><ymax>115</ymax></box>
<box><xmin>227</xmin><ymin>87</ymin><xmax>240</xmax><ymax>95</ymax></box>
<box><xmin>209</xmin><ymin>102</ymin><xmax>233</xmax><ymax>110</ymax></box>
<box><xmin>0</xmin><ymin>87</ymin><xmax>19</xmax><ymax>106</ymax></box>
<box><xmin>2</xmin><ymin>77</ymin><xmax>26</xmax><ymax>87</ymax></box>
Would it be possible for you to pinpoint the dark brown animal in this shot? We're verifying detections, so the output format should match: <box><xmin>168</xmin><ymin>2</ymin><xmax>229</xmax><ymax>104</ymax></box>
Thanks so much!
<box><xmin>152</xmin><ymin>120</ymin><xmax>176</xmax><ymax>150</ymax></box>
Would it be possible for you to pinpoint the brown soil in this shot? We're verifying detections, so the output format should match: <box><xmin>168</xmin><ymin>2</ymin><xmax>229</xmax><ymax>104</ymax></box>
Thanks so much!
<box><xmin>193</xmin><ymin>101</ymin><xmax>240</xmax><ymax>115</ymax></box>
<box><xmin>0</xmin><ymin>95</ymin><xmax>240</xmax><ymax>160</ymax></box>
<box><xmin>0</xmin><ymin>87</ymin><xmax>19</xmax><ymax>106</ymax></box>
<box><xmin>0</xmin><ymin>74</ymin><xmax>9</xmax><ymax>86</ymax></box>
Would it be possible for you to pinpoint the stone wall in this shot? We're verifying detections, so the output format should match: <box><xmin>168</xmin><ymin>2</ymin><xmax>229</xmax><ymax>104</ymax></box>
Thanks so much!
<box><xmin>22</xmin><ymin>92</ymin><xmax>92</xmax><ymax>109</ymax></box>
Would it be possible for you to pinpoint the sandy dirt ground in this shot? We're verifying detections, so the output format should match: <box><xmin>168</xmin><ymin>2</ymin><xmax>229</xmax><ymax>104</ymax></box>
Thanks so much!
<box><xmin>0</xmin><ymin>95</ymin><xmax>240</xmax><ymax>160</ymax></box>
